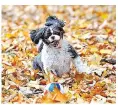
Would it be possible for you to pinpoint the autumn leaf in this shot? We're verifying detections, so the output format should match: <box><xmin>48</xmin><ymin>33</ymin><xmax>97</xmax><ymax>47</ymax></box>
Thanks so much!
<box><xmin>42</xmin><ymin>87</ymin><xmax>68</xmax><ymax>103</ymax></box>
<box><xmin>100</xmin><ymin>49</ymin><xmax>112</xmax><ymax>54</ymax></box>
<box><xmin>52</xmin><ymin>87</ymin><xmax>68</xmax><ymax>103</ymax></box>
<box><xmin>6</xmin><ymin>68</ymin><xmax>16</xmax><ymax>74</ymax></box>
<box><xmin>74</xmin><ymin>73</ymin><xmax>85</xmax><ymax>83</ymax></box>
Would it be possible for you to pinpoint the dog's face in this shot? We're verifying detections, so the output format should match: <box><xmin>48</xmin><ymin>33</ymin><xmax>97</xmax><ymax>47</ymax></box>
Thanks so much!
<box><xmin>30</xmin><ymin>16</ymin><xmax>65</xmax><ymax>48</ymax></box>
<box><xmin>30</xmin><ymin>25</ymin><xmax>64</xmax><ymax>48</ymax></box>
<box><xmin>43</xmin><ymin>25</ymin><xmax>64</xmax><ymax>48</ymax></box>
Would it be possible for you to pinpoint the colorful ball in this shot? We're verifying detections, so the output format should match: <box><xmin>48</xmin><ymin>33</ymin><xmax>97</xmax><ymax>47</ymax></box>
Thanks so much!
<box><xmin>45</xmin><ymin>82</ymin><xmax>64</xmax><ymax>94</ymax></box>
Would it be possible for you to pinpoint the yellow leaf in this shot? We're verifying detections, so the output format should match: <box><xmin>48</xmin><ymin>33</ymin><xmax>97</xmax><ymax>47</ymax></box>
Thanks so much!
<box><xmin>101</xmin><ymin>13</ymin><xmax>108</xmax><ymax>20</ymax></box>
<box><xmin>95</xmin><ymin>81</ymin><xmax>106</xmax><ymax>87</ymax></box>
<box><xmin>6</xmin><ymin>68</ymin><xmax>16</xmax><ymax>74</ymax></box>
<box><xmin>102</xmin><ymin>70</ymin><xmax>107</xmax><ymax>77</ymax></box>
<box><xmin>5</xmin><ymin>30</ymin><xmax>18</xmax><ymax>38</ymax></box>
<box><xmin>100</xmin><ymin>49</ymin><xmax>112</xmax><ymax>54</ymax></box>
<box><xmin>90</xmin><ymin>46</ymin><xmax>98</xmax><ymax>53</ymax></box>
<box><xmin>88</xmin><ymin>53</ymin><xmax>102</xmax><ymax>65</ymax></box>
<box><xmin>5</xmin><ymin>33</ymin><xmax>14</xmax><ymax>38</ymax></box>
<box><xmin>23</xmin><ymin>70</ymin><xmax>31</xmax><ymax>76</ymax></box>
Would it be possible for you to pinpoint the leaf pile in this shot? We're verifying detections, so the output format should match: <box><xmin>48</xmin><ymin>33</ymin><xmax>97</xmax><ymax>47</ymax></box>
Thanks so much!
<box><xmin>1</xmin><ymin>5</ymin><xmax>116</xmax><ymax>104</ymax></box>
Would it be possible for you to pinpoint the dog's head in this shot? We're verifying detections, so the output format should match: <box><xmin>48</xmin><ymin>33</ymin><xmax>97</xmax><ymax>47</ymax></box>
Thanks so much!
<box><xmin>30</xmin><ymin>16</ymin><xmax>65</xmax><ymax>48</ymax></box>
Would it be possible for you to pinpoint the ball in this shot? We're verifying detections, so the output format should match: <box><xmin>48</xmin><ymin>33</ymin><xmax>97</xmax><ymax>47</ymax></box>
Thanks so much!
<box><xmin>44</xmin><ymin>82</ymin><xmax>64</xmax><ymax>94</ymax></box>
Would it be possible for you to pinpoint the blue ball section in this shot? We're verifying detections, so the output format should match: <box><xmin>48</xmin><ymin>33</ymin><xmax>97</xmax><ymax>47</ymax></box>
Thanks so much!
<box><xmin>48</xmin><ymin>83</ymin><xmax>61</xmax><ymax>92</ymax></box>
<box><xmin>45</xmin><ymin>82</ymin><xmax>64</xmax><ymax>94</ymax></box>
<box><xmin>49</xmin><ymin>83</ymin><xmax>55</xmax><ymax>92</ymax></box>
<box><xmin>56</xmin><ymin>83</ymin><xmax>60</xmax><ymax>90</ymax></box>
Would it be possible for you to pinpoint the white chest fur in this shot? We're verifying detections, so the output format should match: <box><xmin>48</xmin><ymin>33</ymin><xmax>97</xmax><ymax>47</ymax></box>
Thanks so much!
<box><xmin>41</xmin><ymin>40</ymin><xmax>72</xmax><ymax>76</ymax></box>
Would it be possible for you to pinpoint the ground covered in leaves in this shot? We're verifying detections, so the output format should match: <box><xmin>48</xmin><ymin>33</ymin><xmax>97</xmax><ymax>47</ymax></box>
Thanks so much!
<box><xmin>1</xmin><ymin>5</ymin><xmax>116</xmax><ymax>104</ymax></box>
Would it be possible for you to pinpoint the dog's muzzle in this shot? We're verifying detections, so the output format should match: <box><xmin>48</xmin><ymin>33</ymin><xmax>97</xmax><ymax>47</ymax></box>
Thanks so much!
<box><xmin>50</xmin><ymin>40</ymin><xmax>61</xmax><ymax>48</ymax></box>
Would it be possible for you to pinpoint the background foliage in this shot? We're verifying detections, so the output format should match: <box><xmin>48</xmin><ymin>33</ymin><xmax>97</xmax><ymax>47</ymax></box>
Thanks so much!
<box><xmin>1</xmin><ymin>5</ymin><xmax>116</xmax><ymax>103</ymax></box>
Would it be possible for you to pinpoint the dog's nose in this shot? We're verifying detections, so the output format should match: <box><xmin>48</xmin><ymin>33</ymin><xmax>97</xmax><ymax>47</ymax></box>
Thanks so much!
<box><xmin>51</xmin><ymin>36</ymin><xmax>55</xmax><ymax>40</ymax></box>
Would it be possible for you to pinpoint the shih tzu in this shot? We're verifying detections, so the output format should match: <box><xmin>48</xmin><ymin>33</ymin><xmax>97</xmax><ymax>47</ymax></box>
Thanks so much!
<box><xmin>30</xmin><ymin>16</ymin><xmax>90</xmax><ymax>77</ymax></box>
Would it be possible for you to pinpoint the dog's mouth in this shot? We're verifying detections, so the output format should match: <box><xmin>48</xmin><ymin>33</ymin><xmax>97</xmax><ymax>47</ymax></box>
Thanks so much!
<box><xmin>50</xmin><ymin>40</ymin><xmax>61</xmax><ymax>48</ymax></box>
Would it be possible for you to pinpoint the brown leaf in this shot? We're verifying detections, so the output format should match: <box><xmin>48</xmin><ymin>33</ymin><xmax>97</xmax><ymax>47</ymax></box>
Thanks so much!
<box><xmin>74</xmin><ymin>73</ymin><xmax>85</xmax><ymax>82</ymax></box>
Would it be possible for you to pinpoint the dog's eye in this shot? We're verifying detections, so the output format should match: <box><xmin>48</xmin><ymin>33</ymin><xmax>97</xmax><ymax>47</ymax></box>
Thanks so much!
<box><xmin>47</xmin><ymin>32</ymin><xmax>51</xmax><ymax>36</ymax></box>
<box><xmin>53</xmin><ymin>32</ymin><xmax>60</xmax><ymax>35</ymax></box>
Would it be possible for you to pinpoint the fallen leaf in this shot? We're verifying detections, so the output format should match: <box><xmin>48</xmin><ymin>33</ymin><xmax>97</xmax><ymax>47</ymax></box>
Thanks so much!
<box><xmin>6</xmin><ymin>68</ymin><xmax>16</xmax><ymax>74</ymax></box>
<box><xmin>100</xmin><ymin>49</ymin><xmax>112</xmax><ymax>54</ymax></box>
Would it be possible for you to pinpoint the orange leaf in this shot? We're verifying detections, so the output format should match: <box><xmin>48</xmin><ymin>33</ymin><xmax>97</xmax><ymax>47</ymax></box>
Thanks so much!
<box><xmin>9</xmin><ymin>85</ymin><xmax>19</xmax><ymax>90</ymax></box>
<box><xmin>10</xmin><ymin>93</ymin><xmax>23</xmax><ymax>103</ymax></box>
<box><xmin>39</xmin><ymin>96</ymin><xmax>56</xmax><ymax>103</ymax></box>
<box><xmin>74</xmin><ymin>73</ymin><xmax>85</xmax><ymax>82</ymax></box>
<box><xmin>41</xmin><ymin>87</ymin><xmax>68</xmax><ymax>103</ymax></box>
<box><xmin>52</xmin><ymin>87</ymin><xmax>68</xmax><ymax>103</ymax></box>
<box><xmin>40</xmin><ymin>79</ymin><xmax>47</xmax><ymax>85</ymax></box>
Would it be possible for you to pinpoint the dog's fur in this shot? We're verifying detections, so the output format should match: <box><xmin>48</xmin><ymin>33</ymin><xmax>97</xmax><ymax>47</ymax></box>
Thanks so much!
<box><xmin>30</xmin><ymin>16</ymin><xmax>90</xmax><ymax>77</ymax></box>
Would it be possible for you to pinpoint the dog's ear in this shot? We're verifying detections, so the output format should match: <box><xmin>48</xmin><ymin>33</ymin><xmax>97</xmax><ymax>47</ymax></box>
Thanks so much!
<box><xmin>30</xmin><ymin>28</ymin><xmax>46</xmax><ymax>44</ymax></box>
<box><xmin>30</xmin><ymin>29</ymin><xmax>37</xmax><ymax>43</ymax></box>
<box><xmin>60</xmin><ymin>28</ymin><xmax>65</xmax><ymax>38</ymax></box>
<box><xmin>45</xmin><ymin>16</ymin><xmax>65</xmax><ymax>27</ymax></box>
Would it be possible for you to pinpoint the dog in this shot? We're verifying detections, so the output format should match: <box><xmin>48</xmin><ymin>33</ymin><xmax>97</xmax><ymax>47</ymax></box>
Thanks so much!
<box><xmin>30</xmin><ymin>16</ymin><xmax>91</xmax><ymax>77</ymax></box>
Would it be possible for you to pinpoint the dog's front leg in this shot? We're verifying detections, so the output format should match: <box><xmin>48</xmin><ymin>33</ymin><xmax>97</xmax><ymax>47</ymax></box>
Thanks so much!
<box><xmin>68</xmin><ymin>44</ymin><xmax>91</xmax><ymax>74</ymax></box>
<box><xmin>73</xmin><ymin>56</ymin><xmax>91</xmax><ymax>74</ymax></box>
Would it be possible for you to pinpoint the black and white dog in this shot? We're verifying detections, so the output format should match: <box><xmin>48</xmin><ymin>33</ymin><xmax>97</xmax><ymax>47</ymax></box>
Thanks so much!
<box><xmin>30</xmin><ymin>16</ymin><xmax>90</xmax><ymax>77</ymax></box>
